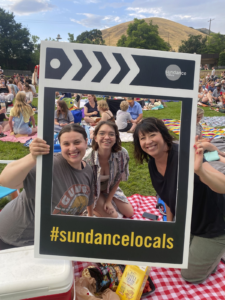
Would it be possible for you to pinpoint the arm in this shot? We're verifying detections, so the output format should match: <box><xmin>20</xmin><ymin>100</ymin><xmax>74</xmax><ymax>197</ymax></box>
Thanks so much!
<box><xmin>135</xmin><ymin>113</ymin><xmax>143</xmax><ymax>123</ymax></box>
<box><xmin>194</xmin><ymin>138</ymin><xmax>225</xmax><ymax>194</ymax></box>
<box><xmin>87</xmin><ymin>203</ymin><xmax>94</xmax><ymax>217</ymax></box>
<box><xmin>54</xmin><ymin>118</ymin><xmax>60</xmax><ymax>126</ymax></box>
<box><xmin>9</xmin><ymin>116</ymin><xmax>13</xmax><ymax>132</ymax></box>
<box><xmin>30</xmin><ymin>115</ymin><xmax>36</xmax><ymax>128</ymax></box>
<box><xmin>84</xmin><ymin>106</ymin><xmax>97</xmax><ymax>117</ymax></box>
<box><xmin>101</xmin><ymin>112</ymin><xmax>108</xmax><ymax>121</ymax></box>
<box><xmin>165</xmin><ymin>203</ymin><xmax>174</xmax><ymax>222</ymax></box>
<box><xmin>0</xmin><ymin>138</ymin><xmax>50</xmax><ymax>189</ymax></box>
<box><xmin>104</xmin><ymin>179</ymin><xmax>121</xmax><ymax>213</ymax></box>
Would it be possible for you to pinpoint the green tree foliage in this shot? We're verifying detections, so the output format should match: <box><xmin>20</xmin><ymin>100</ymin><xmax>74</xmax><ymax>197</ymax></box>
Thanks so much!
<box><xmin>116</xmin><ymin>18</ymin><xmax>170</xmax><ymax>51</ymax></box>
<box><xmin>0</xmin><ymin>8</ymin><xmax>34</xmax><ymax>69</ymax></box>
<box><xmin>207</xmin><ymin>33</ymin><xmax>225</xmax><ymax>54</ymax></box>
<box><xmin>68</xmin><ymin>29</ymin><xmax>105</xmax><ymax>45</ymax></box>
<box><xmin>219</xmin><ymin>52</ymin><xmax>225</xmax><ymax>66</ymax></box>
<box><xmin>30</xmin><ymin>35</ymin><xmax>40</xmax><ymax>66</ymax></box>
<box><xmin>178</xmin><ymin>35</ymin><xmax>208</xmax><ymax>54</ymax></box>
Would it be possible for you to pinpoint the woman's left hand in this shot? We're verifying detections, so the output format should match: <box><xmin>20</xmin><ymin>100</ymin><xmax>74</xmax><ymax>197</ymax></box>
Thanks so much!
<box><xmin>194</xmin><ymin>136</ymin><xmax>204</xmax><ymax>175</ymax></box>
<box><xmin>104</xmin><ymin>201</ymin><xmax>115</xmax><ymax>215</ymax></box>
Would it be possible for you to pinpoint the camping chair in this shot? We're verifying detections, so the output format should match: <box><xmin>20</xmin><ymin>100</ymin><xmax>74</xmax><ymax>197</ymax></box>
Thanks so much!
<box><xmin>106</xmin><ymin>98</ymin><xmax>124</xmax><ymax>118</ymax></box>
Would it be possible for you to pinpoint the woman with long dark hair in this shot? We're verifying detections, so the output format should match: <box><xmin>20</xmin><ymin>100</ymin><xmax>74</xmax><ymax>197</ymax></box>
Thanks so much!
<box><xmin>54</xmin><ymin>100</ymin><xmax>74</xmax><ymax>132</ymax></box>
<box><xmin>133</xmin><ymin>117</ymin><xmax>225</xmax><ymax>283</ymax></box>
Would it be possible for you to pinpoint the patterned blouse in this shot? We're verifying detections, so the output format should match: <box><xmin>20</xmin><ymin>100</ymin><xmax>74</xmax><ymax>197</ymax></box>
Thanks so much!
<box><xmin>84</xmin><ymin>147</ymin><xmax>130</xmax><ymax>206</ymax></box>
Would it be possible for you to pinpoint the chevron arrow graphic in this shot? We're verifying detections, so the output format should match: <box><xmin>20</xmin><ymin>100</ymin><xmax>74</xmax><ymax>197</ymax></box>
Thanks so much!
<box><xmin>111</xmin><ymin>53</ymin><xmax>130</xmax><ymax>84</ymax></box>
<box><xmin>92</xmin><ymin>51</ymin><xmax>111</xmax><ymax>83</ymax></box>
<box><xmin>73</xmin><ymin>50</ymin><xmax>92</xmax><ymax>81</ymax></box>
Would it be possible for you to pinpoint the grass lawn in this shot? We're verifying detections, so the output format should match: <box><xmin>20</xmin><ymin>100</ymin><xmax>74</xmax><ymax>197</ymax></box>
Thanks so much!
<box><xmin>0</xmin><ymin>98</ymin><xmax>224</xmax><ymax>207</ymax></box>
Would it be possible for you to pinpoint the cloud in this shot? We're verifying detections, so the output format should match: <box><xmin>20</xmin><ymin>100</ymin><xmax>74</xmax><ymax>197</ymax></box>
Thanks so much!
<box><xmin>126</xmin><ymin>7</ymin><xmax>162</xmax><ymax>15</ymax></box>
<box><xmin>8</xmin><ymin>0</ymin><xmax>55</xmax><ymax>15</ymax></box>
<box><xmin>100</xmin><ymin>2</ymin><xmax>130</xmax><ymax>9</ymax></box>
<box><xmin>71</xmin><ymin>13</ymin><xmax>122</xmax><ymax>29</ymax></box>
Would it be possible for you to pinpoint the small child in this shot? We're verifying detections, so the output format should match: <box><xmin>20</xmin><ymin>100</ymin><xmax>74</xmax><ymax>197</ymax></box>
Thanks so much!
<box><xmin>115</xmin><ymin>100</ymin><xmax>136</xmax><ymax>133</ymax></box>
<box><xmin>196</xmin><ymin>107</ymin><xmax>225</xmax><ymax>162</ymax></box>
<box><xmin>9</xmin><ymin>92</ymin><xmax>37</xmax><ymax>135</ymax></box>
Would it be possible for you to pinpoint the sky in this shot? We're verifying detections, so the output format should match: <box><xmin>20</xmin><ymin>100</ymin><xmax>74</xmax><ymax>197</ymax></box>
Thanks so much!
<box><xmin>1</xmin><ymin>0</ymin><xmax>225</xmax><ymax>43</ymax></box>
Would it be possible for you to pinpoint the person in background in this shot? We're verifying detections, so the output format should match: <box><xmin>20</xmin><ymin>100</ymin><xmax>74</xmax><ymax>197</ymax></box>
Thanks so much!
<box><xmin>0</xmin><ymin>107</ymin><xmax>9</xmax><ymax>135</ymax></box>
<box><xmin>13</xmin><ymin>77</ymin><xmax>23</xmax><ymax>92</ymax></box>
<box><xmin>116</xmin><ymin>100</ymin><xmax>137</xmax><ymax>133</ymax></box>
<box><xmin>0</xmin><ymin>77</ymin><xmax>14</xmax><ymax>104</ymax></box>
<box><xmin>208</xmin><ymin>81</ymin><xmax>216</xmax><ymax>93</ymax></box>
<box><xmin>7</xmin><ymin>79</ymin><xmax>19</xmax><ymax>96</ymax></box>
<box><xmin>97</xmin><ymin>100</ymin><xmax>114</xmax><ymax>122</ymax></box>
<box><xmin>26</xmin><ymin>79</ymin><xmax>37</xmax><ymax>96</ymax></box>
<box><xmin>211</xmin><ymin>66</ymin><xmax>216</xmax><ymax>79</ymax></box>
<box><xmin>9</xmin><ymin>92</ymin><xmax>37</xmax><ymax>136</ymax></box>
<box><xmin>23</xmin><ymin>84</ymin><xmax>33</xmax><ymax>106</ymax></box>
<box><xmin>212</xmin><ymin>83</ymin><xmax>225</xmax><ymax>104</ymax></box>
<box><xmin>127</xmin><ymin>97</ymin><xmax>143</xmax><ymax>124</ymax></box>
<box><xmin>54</xmin><ymin>100</ymin><xmax>74</xmax><ymax>132</ymax></box>
<box><xmin>133</xmin><ymin>117</ymin><xmax>225</xmax><ymax>283</ymax></box>
<box><xmin>84</xmin><ymin>94</ymin><xmax>100</xmax><ymax>124</ymax></box>
<box><xmin>84</xmin><ymin>121</ymin><xmax>134</xmax><ymax>219</ymax></box>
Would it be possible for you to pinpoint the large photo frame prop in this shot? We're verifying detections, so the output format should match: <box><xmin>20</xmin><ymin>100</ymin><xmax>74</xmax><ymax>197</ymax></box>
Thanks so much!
<box><xmin>35</xmin><ymin>41</ymin><xmax>200</xmax><ymax>268</ymax></box>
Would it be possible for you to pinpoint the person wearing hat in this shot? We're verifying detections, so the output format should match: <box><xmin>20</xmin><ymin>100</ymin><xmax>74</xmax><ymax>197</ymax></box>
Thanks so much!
<box><xmin>127</xmin><ymin>97</ymin><xmax>143</xmax><ymax>129</ymax></box>
<box><xmin>212</xmin><ymin>83</ymin><xmax>225</xmax><ymax>104</ymax></box>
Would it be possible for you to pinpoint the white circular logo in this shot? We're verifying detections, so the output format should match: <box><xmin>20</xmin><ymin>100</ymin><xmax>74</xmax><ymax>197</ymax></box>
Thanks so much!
<box><xmin>165</xmin><ymin>65</ymin><xmax>182</xmax><ymax>81</ymax></box>
<box><xmin>50</xmin><ymin>58</ymin><xmax>61</xmax><ymax>69</ymax></box>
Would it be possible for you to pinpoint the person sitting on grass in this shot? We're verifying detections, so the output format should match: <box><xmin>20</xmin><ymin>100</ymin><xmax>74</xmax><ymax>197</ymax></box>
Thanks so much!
<box><xmin>0</xmin><ymin>106</ymin><xmax>9</xmax><ymax>136</ymax></box>
<box><xmin>0</xmin><ymin>124</ymin><xmax>94</xmax><ymax>250</ymax></box>
<box><xmin>23</xmin><ymin>83</ymin><xmax>33</xmax><ymax>106</ymax></box>
<box><xmin>212</xmin><ymin>83</ymin><xmax>225</xmax><ymax>105</ymax></box>
<box><xmin>127</xmin><ymin>97</ymin><xmax>143</xmax><ymax>125</ymax></box>
<box><xmin>84</xmin><ymin>94</ymin><xmax>100</xmax><ymax>124</ymax></box>
<box><xmin>97</xmin><ymin>100</ymin><xmax>114</xmax><ymax>123</ymax></box>
<box><xmin>196</xmin><ymin>107</ymin><xmax>225</xmax><ymax>162</ymax></box>
<box><xmin>54</xmin><ymin>100</ymin><xmax>74</xmax><ymax>133</ymax></box>
<box><xmin>9</xmin><ymin>92</ymin><xmax>37</xmax><ymax>136</ymax></box>
<box><xmin>84</xmin><ymin>121</ymin><xmax>134</xmax><ymax>219</ymax></box>
<box><xmin>198</xmin><ymin>85</ymin><xmax>212</xmax><ymax>105</ymax></box>
<box><xmin>116</xmin><ymin>100</ymin><xmax>136</xmax><ymax>133</ymax></box>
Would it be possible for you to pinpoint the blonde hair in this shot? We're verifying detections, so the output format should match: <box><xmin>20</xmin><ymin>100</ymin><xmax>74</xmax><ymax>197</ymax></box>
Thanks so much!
<box><xmin>13</xmin><ymin>92</ymin><xmax>33</xmax><ymax>119</ymax></box>
<box><xmin>97</xmin><ymin>100</ymin><xmax>109</xmax><ymax>111</ymax></box>
<box><xmin>197</xmin><ymin>107</ymin><xmax>204</xmax><ymax>116</ymax></box>
<box><xmin>120</xmin><ymin>100</ymin><xmax>129</xmax><ymax>111</ymax></box>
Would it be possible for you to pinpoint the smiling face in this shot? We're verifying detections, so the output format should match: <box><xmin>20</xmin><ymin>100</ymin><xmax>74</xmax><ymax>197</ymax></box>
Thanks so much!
<box><xmin>94</xmin><ymin>124</ymin><xmax>116</xmax><ymax>151</ymax></box>
<box><xmin>138</xmin><ymin>131</ymin><xmax>168</xmax><ymax>158</ymax></box>
<box><xmin>60</xmin><ymin>131</ymin><xmax>87</xmax><ymax>169</ymax></box>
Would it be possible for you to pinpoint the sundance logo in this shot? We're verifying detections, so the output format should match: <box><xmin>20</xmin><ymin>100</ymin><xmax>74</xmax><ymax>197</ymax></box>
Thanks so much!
<box><xmin>165</xmin><ymin>65</ymin><xmax>187</xmax><ymax>81</ymax></box>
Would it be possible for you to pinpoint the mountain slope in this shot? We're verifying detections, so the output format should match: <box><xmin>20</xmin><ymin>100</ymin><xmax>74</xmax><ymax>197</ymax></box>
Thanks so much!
<box><xmin>102</xmin><ymin>17</ymin><xmax>207</xmax><ymax>51</ymax></box>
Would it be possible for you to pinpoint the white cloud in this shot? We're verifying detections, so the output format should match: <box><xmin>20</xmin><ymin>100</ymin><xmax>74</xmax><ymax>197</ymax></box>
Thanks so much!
<box><xmin>7</xmin><ymin>0</ymin><xmax>55</xmax><ymax>15</ymax></box>
<box><xmin>71</xmin><ymin>13</ymin><xmax>122</xmax><ymax>29</ymax></box>
<box><xmin>126</xmin><ymin>7</ymin><xmax>162</xmax><ymax>15</ymax></box>
<box><xmin>128</xmin><ymin>13</ymin><xmax>147</xmax><ymax>19</ymax></box>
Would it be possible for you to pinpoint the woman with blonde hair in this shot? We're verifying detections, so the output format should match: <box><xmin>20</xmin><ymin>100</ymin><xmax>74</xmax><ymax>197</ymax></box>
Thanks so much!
<box><xmin>97</xmin><ymin>100</ymin><xmax>114</xmax><ymax>122</ymax></box>
<box><xmin>9</xmin><ymin>92</ymin><xmax>37</xmax><ymax>135</ymax></box>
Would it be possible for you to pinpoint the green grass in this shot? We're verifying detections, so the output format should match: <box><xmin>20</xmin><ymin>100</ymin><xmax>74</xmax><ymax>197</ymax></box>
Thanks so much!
<box><xmin>0</xmin><ymin>99</ymin><xmax>224</xmax><ymax>207</ymax></box>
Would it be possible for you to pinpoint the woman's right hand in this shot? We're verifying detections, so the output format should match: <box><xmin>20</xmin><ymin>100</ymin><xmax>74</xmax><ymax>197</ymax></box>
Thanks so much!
<box><xmin>29</xmin><ymin>138</ymin><xmax>50</xmax><ymax>160</ymax></box>
<box><xmin>92</xmin><ymin>111</ymin><xmax>98</xmax><ymax>115</ymax></box>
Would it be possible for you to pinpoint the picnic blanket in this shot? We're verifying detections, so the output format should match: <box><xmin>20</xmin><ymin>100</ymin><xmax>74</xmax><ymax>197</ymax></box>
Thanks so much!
<box><xmin>74</xmin><ymin>194</ymin><xmax>225</xmax><ymax>300</ymax></box>
<box><xmin>163</xmin><ymin>119</ymin><xmax>225</xmax><ymax>139</ymax></box>
<box><xmin>201</xmin><ymin>116</ymin><xmax>225</xmax><ymax>128</ymax></box>
<box><xmin>0</xmin><ymin>131</ymin><xmax>37</xmax><ymax>144</ymax></box>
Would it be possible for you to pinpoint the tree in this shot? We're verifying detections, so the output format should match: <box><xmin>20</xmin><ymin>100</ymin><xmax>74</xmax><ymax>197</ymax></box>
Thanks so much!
<box><xmin>219</xmin><ymin>52</ymin><xmax>225</xmax><ymax>66</ymax></box>
<box><xmin>30</xmin><ymin>35</ymin><xmax>40</xmax><ymax>66</ymax></box>
<box><xmin>68</xmin><ymin>29</ymin><xmax>105</xmax><ymax>45</ymax></box>
<box><xmin>207</xmin><ymin>33</ymin><xmax>225</xmax><ymax>54</ymax></box>
<box><xmin>116</xmin><ymin>18</ymin><xmax>170</xmax><ymax>51</ymax></box>
<box><xmin>0</xmin><ymin>8</ymin><xmax>34</xmax><ymax>69</ymax></box>
<box><xmin>178</xmin><ymin>35</ymin><xmax>208</xmax><ymax>54</ymax></box>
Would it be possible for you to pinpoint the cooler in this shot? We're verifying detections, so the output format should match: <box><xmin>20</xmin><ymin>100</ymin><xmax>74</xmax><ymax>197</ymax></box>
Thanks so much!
<box><xmin>0</xmin><ymin>246</ymin><xmax>74</xmax><ymax>300</ymax></box>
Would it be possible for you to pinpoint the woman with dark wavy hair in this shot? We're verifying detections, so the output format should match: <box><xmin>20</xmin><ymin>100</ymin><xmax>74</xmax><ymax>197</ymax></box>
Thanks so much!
<box><xmin>133</xmin><ymin>117</ymin><xmax>225</xmax><ymax>284</ymax></box>
<box><xmin>85</xmin><ymin>120</ymin><xmax>134</xmax><ymax>219</ymax></box>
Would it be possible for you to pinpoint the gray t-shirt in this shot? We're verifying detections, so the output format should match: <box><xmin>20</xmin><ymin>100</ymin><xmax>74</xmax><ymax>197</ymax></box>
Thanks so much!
<box><xmin>0</xmin><ymin>154</ymin><xmax>94</xmax><ymax>247</ymax></box>
<box><xmin>212</xmin><ymin>88</ymin><xmax>225</xmax><ymax>98</ymax></box>
<box><xmin>54</xmin><ymin>110</ymin><xmax>74</xmax><ymax>124</ymax></box>
<box><xmin>115</xmin><ymin>110</ymin><xmax>132</xmax><ymax>130</ymax></box>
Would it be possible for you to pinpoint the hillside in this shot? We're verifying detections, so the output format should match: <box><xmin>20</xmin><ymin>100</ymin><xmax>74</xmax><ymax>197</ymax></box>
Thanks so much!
<box><xmin>102</xmin><ymin>17</ymin><xmax>207</xmax><ymax>52</ymax></box>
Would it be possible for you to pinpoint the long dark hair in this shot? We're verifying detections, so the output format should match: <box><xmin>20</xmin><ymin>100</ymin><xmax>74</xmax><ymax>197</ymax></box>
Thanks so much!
<box><xmin>56</xmin><ymin>100</ymin><xmax>68</xmax><ymax>118</ymax></box>
<box><xmin>133</xmin><ymin>117</ymin><xmax>174</xmax><ymax>164</ymax></box>
<box><xmin>58</xmin><ymin>124</ymin><xmax>87</xmax><ymax>142</ymax></box>
<box><xmin>92</xmin><ymin>121</ymin><xmax>121</xmax><ymax>152</ymax></box>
